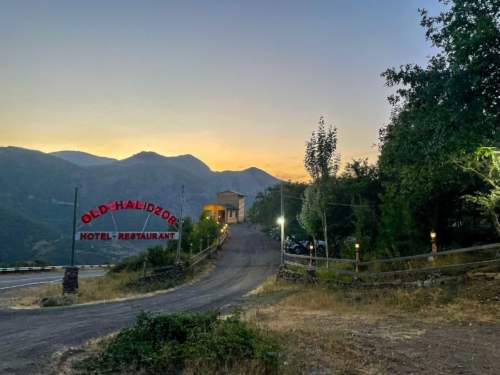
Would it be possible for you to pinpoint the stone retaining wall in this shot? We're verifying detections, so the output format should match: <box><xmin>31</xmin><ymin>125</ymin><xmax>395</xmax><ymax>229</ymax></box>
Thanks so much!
<box><xmin>278</xmin><ymin>265</ymin><xmax>467</xmax><ymax>289</ymax></box>
<box><xmin>133</xmin><ymin>264</ymin><xmax>186</xmax><ymax>288</ymax></box>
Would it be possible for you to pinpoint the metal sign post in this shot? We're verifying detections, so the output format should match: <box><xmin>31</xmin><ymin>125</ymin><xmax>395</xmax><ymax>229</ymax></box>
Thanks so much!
<box><xmin>63</xmin><ymin>187</ymin><xmax>79</xmax><ymax>294</ymax></box>
<box><xmin>67</xmin><ymin>197</ymin><xmax>181</xmax><ymax>292</ymax></box>
<box><xmin>70</xmin><ymin>187</ymin><xmax>78</xmax><ymax>266</ymax></box>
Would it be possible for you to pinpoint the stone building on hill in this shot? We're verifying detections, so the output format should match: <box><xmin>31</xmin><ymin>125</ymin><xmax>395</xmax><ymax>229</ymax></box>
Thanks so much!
<box><xmin>202</xmin><ymin>191</ymin><xmax>245</xmax><ymax>224</ymax></box>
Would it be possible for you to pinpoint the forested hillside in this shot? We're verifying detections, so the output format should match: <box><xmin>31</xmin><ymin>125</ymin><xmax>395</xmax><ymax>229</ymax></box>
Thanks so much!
<box><xmin>0</xmin><ymin>147</ymin><xmax>279</xmax><ymax>264</ymax></box>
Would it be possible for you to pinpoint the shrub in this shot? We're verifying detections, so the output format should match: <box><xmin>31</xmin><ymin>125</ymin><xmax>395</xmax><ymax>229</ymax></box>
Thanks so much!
<box><xmin>39</xmin><ymin>294</ymin><xmax>75</xmax><ymax>307</ymax></box>
<box><xmin>77</xmin><ymin>311</ymin><xmax>280</xmax><ymax>374</ymax></box>
<box><xmin>111</xmin><ymin>246</ymin><xmax>191</xmax><ymax>274</ymax></box>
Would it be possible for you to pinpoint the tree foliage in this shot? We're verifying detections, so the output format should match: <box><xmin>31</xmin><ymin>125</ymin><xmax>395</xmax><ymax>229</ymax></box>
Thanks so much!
<box><xmin>250</xmin><ymin>0</ymin><xmax>500</xmax><ymax>258</ymax></box>
<box><xmin>378</xmin><ymin>0</ymin><xmax>500</xmax><ymax>251</ymax></box>
<box><xmin>304</xmin><ymin>116</ymin><xmax>340</xmax><ymax>181</ymax></box>
<box><xmin>459</xmin><ymin>147</ymin><xmax>500</xmax><ymax>236</ymax></box>
<box><xmin>247</xmin><ymin>182</ymin><xmax>307</xmax><ymax>239</ymax></box>
<box><xmin>297</xmin><ymin>184</ymin><xmax>322</xmax><ymax>240</ymax></box>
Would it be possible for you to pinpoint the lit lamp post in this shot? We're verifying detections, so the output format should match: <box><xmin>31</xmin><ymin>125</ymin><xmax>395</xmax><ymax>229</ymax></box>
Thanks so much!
<box><xmin>309</xmin><ymin>243</ymin><xmax>314</xmax><ymax>267</ymax></box>
<box><xmin>218</xmin><ymin>227</ymin><xmax>224</xmax><ymax>247</ymax></box>
<box><xmin>430</xmin><ymin>230</ymin><xmax>437</xmax><ymax>255</ymax></box>
<box><xmin>277</xmin><ymin>216</ymin><xmax>285</xmax><ymax>265</ymax></box>
<box><xmin>355</xmin><ymin>243</ymin><xmax>360</xmax><ymax>273</ymax></box>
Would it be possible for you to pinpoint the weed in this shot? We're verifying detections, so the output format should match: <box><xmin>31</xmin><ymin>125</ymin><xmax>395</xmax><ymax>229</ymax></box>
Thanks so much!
<box><xmin>75</xmin><ymin>311</ymin><xmax>280</xmax><ymax>374</ymax></box>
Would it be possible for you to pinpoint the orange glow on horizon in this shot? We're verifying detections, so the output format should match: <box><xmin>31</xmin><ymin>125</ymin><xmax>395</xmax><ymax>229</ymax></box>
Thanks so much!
<box><xmin>1</xmin><ymin>109</ymin><xmax>378</xmax><ymax>183</ymax></box>
<box><xmin>1</xmin><ymin>139</ymin><xmax>377</xmax><ymax>183</ymax></box>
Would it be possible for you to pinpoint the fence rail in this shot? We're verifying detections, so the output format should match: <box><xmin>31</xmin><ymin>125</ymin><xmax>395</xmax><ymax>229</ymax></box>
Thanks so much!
<box><xmin>190</xmin><ymin>231</ymin><xmax>230</xmax><ymax>267</ymax></box>
<box><xmin>284</xmin><ymin>242</ymin><xmax>500</xmax><ymax>279</ymax></box>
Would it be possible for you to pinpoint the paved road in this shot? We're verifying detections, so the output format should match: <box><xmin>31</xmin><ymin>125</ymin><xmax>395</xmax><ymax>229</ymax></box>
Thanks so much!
<box><xmin>0</xmin><ymin>224</ymin><xmax>280</xmax><ymax>374</ymax></box>
<box><xmin>0</xmin><ymin>270</ymin><xmax>105</xmax><ymax>291</ymax></box>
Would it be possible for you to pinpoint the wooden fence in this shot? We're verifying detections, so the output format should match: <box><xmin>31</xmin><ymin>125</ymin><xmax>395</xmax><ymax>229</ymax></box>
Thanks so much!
<box><xmin>284</xmin><ymin>242</ymin><xmax>500</xmax><ymax>280</ymax></box>
<box><xmin>190</xmin><ymin>230</ymin><xmax>230</xmax><ymax>267</ymax></box>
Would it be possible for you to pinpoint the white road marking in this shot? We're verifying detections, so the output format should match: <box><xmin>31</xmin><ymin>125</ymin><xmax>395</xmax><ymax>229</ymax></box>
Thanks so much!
<box><xmin>0</xmin><ymin>272</ymin><xmax>104</xmax><ymax>290</ymax></box>
<box><xmin>0</xmin><ymin>280</ymin><xmax>60</xmax><ymax>290</ymax></box>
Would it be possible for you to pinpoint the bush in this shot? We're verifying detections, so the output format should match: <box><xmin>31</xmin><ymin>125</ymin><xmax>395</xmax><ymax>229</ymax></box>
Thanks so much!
<box><xmin>77</xmin><ymin>311</ymin><xmax>280</xmax><ymax>374</ymax></box>
<box><xmin>111</xmin><ymin>246</ymin><xmax>191</xmax><ymax>273</ymax></box>
<box><xmin>39</xmin><ymin>294</ymin><xmax>75</xmax><ymax>307</ymax></box>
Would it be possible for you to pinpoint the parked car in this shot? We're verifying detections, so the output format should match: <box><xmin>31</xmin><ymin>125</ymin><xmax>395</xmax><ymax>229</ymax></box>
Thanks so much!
<box><xmin>285</xmin><ymin>237</ymin><xmax>308</xmax><ymax>255</ymax></box>
<box><xmin>298</xmin><ymin>240</ymin><xmax>326</xmax><ymax>257</ymax></box>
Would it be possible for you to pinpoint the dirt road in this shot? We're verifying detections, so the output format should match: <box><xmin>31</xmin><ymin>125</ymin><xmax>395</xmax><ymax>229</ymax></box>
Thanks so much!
<box><xmin>0</xmin><ymin>224</ymin><xmax>280</xmax><ymax>374</ymax></box>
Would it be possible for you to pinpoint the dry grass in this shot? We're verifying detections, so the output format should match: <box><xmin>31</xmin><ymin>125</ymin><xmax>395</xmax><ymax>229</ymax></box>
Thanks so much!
<box><xmin>11</xmin><ymin>262</ymin><xmax>216</xmax><ymax>308</ymax></box>
<box><xmin>13</xmin><ymin>271</ymin><xmax>142</xmax><ymax>307</ymax></box>
<box><xmin>250</xmin><ymin>277</ymin><xmax>500</xmax><ymax>323</ymax></box>
<box><xmin>239</xmin><ymin>274</ymin><xmax>500</xmax><ymax>374</ymax></box>
<box><xmin>50</xmin><ymin>334</ymin><xmax>117</xmax><ymax>375</ymax></box>
<box><xmin>245</xmin><ymin>275</ymin><xmax>298</xmax><ymax>296</ymax></box>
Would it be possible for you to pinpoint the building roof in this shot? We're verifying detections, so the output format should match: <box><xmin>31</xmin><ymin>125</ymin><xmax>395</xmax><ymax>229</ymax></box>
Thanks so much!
<box><xmin>217</xmin><ymin>190</ymin><xmax>245</xmax><ymax>197</ymax></box>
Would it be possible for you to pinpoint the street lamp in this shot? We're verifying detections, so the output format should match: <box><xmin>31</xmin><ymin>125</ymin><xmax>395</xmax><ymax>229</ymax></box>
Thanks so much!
<box><xmin>309</xmin><ymin>243</ymin><xmax>314</xmax><ymax>266</ymax></box>
<box><xmin>355</xmin><ymin>243</ymin><xmax>360</xmax><ymax>273</ymax></box>
<box><xmin>277</xmin><ymin>216</ymin><xmax>285</xmax><ymax>265</ymax></box>
<box><xmin>430</xmin><ymin>230</ymin><xmax>437</xmax><ymax>254</ymax></box>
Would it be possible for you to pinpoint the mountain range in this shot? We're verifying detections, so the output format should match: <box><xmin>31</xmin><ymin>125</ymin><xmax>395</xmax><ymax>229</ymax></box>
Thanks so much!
<box><xmin>0</xmin><ymin>147</ymin><xmax>279</xmax><ymax>264</ymax></box>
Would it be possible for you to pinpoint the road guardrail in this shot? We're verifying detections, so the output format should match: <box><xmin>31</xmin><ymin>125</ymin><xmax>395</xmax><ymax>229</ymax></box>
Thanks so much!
<box><xmin>0</xmin><ymin>264</ymin><xmax>114</xmax><ymax>273</ymax></box>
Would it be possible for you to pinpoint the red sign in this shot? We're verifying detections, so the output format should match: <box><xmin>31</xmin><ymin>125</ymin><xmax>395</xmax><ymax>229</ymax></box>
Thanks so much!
<box><xmin>80</xmin><ymin>200</ymin><xmax>177</xmax><ymax>226</ymax></box>
<box><xmin>76</xmin><ymin>231</ymin><xmax>179</xmax><ymax>241</ymax></box>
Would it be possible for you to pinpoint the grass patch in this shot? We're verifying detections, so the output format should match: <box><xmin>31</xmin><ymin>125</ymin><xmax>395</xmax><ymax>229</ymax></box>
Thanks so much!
<box><xmin>14</xmin><ymin>270</ymin><xmax>147</xmax><ymax>307</ymax></box>
<box><xmin>12</xmin><ymin>246</ymin><xmax>201</xmax><ymax>308</ymax></box>
<box><xmin>238</xmin><ymin>275</ymin><xmax>500</xmax><ymax>374</ymax></box>
<box><xmin>110</xmin><ymin>246</ymin><xmax>191</xmax><ymax>274</ymax></box>
<box><xmin>255</xmin><ymin>275</ymin><xmax>500</xmax><ymax>322</ymax></box>
<box><xmin>73</xmin><ymin>311</ymin><xmax>280</xmax><ymax>375</ymax></box>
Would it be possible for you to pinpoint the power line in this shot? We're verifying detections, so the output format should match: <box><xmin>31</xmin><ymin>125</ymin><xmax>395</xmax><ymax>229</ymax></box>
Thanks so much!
<box><xmin>283</xmin><ymin>194</ymin><xmax>371</xmax><ymax>208</ymax></box>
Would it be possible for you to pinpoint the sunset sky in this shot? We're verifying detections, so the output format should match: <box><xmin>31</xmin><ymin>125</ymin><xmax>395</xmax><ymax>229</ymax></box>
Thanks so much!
<box><xmin>0</xmin><ymin>1</ymin><xmax>444</xmax><ymax>181</ymax></box>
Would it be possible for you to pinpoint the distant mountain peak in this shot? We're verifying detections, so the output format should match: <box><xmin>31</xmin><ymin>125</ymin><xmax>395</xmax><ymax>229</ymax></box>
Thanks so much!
<box><xmin>126</xmin><ymin>151</ymin><xmax>165</xmax><ymax>162</ymax></box>
<box><xmin>170</xmin><ymin>154</ymin><xmax>212</xmax><ymax>173</ymax></box>
<box><xmin>50</xmin><ymin>150</ymin><xmax>117</xmax><ymax>167</ymax></box>
<box><xmin>121</xmin><ymin>151</ymin><xmax>212</xmax><ymax>175</ymax></box>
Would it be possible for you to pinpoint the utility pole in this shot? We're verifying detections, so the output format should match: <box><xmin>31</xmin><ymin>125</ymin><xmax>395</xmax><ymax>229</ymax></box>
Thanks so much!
<box><xmin>70</xmin><ymin>187</ymin><xmax>78</xmax><ymax>266</ymax></box>
<box><xmin>280</xmin><ymin>182</ymin><xmax>284</xmax><ymax>265</ymax></box>
<box><xmin>176</xmin><ymin>185</ymin><xmax>184</xmax><ymax>263</ymax></box>
<box><xmin>63</xmin><ymin>187</ymin><xmax>79</xmax><ymax>294</ymax></box>
<box><xmin>323</xmin><ymin>209</ymin><xmax>329</xmax><ymax>268</ymax></box>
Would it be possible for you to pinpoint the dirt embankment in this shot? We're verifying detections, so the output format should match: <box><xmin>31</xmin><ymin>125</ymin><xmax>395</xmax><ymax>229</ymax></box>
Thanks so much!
<box><xmin>241</xmin><ymin>273</ymin><xmax>500</xmax><ymax>375</ymax></box>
